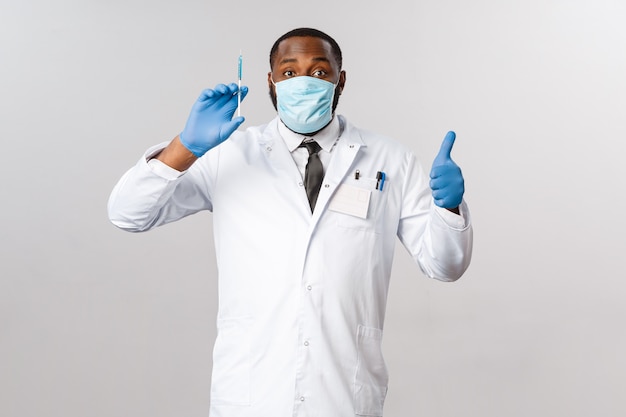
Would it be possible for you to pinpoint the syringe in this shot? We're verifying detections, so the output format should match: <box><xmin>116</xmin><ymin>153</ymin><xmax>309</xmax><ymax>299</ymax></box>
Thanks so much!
<box><xmin>237</xmin><ymin>51</ymin><xmax>242</xmax><ymax>117</ymax></box>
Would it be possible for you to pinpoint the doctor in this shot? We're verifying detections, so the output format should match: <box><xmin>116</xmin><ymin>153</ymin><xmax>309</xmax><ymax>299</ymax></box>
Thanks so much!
<box><xmin>108</xmin><ymin>27</ymin><xmax>472</xmax><ymax>417</ymax></box>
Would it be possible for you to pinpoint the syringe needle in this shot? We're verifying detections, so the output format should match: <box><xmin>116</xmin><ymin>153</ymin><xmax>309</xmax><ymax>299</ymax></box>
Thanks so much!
<box><xmin>237</xmin><ymin>51</ymin><xmax>242</xmax><ymax>117</ymax></box>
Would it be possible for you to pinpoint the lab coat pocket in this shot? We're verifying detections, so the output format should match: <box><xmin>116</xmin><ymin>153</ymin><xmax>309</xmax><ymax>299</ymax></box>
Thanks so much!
<box><xmin>331</xmin><ymin>177</ymin><xmax>387</xmax><ymax>234</ymax></box>
<box><xmin>210</xmin><ymin>316</ymin><xmax>252</xmax><ymax>406</ymax></box>
<box><xmin>354</xmin><ymin>325</ymin><xmax>389</xmax><ymax>416</ymax></box>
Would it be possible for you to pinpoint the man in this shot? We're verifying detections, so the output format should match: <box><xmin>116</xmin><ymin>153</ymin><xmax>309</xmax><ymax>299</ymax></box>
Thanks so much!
<box><xmin>108</xmin><ymin>27</ymin><xmax>472</xmax><ymax>417</ymax></box>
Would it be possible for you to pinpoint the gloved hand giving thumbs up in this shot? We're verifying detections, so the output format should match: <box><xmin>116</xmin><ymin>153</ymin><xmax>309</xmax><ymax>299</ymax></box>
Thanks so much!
<box><xmin>180</xmin><ymin>83</ymin><xmax>249</xmax><ymax>157</ymax></box>
<box><xmin>429</xmin><ymin>131</ymin><xmax>465</xmax><ymax>210</ymax></box>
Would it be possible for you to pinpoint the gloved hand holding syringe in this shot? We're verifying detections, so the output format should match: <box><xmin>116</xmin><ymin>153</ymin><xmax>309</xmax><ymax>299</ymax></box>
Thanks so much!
<box><xmin>176</xmin><ymin>52</ymin><xmax>248</xmax><ymax>158</ymax></box>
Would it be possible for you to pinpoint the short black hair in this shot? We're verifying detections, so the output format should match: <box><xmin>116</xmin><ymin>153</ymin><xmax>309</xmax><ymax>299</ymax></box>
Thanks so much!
<box><xmin>269</xmin><ymin>27</ymin><xmax>343</xmax><ymax>70</ymax></box>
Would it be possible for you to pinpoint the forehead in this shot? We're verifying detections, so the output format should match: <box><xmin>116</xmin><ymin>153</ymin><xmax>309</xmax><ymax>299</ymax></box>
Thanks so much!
<box><xmin>273</xmin><ymin>36</ymin><xmax>337</xmax><ymax>67</ymax></box>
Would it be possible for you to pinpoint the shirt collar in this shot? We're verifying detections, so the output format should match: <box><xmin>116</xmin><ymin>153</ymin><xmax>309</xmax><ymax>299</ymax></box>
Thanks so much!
<box><xmin>278</xmin><ymin>116</ymin><xmax>341</xmax><ymax>153</ymax></box>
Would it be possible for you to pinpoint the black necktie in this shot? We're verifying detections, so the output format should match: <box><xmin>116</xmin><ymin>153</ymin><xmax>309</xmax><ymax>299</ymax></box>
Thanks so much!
<box><xmin>299</xmin><ymin>140</ymin><xmax>323</xmax><ymax>212</ymax></box>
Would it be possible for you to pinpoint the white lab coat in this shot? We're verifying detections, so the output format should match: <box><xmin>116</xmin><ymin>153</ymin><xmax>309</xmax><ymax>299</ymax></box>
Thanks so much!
<box><xmin>108</xmin><ymin>115</ymin><xmax>473</xmax><ymax>417</ymax></box>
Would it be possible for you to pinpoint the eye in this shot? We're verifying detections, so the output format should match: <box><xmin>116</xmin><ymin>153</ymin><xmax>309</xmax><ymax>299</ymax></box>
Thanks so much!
<box><xmin>312</xmin><ymin>70</ymin><xmax>327</xmax><ymax>77</ymax></box>
<box><xmin>283</xmin><ymin>70</ymin><xmax>296</xmax><ymax>77</ymax></box>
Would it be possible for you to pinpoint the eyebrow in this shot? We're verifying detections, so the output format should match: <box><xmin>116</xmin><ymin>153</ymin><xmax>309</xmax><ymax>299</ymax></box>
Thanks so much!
<box><xmin>279</xmin><ymin>56</ymin><xmax>331</xmax><ymax>65</ymax></box>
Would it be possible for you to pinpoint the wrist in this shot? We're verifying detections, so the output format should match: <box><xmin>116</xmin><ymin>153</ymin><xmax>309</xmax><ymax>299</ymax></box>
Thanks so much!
<box><xmin>154</xmin><ymin>135</ymin><xmax>199</xmax><ymax>171</ymax></box>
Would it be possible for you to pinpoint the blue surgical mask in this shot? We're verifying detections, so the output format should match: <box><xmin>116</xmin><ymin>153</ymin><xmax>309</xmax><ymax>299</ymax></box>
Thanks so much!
<box><xmin>273</xmin><ymin>76</ymin><xmax>337</xmax><ymax>134</ymax></box>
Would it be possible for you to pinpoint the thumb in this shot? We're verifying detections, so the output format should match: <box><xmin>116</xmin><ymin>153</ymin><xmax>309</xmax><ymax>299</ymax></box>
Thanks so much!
<box><xmin>433</xmin><ymin>131</ymin><xmax>456</xmax><ymax>165</ymax></box>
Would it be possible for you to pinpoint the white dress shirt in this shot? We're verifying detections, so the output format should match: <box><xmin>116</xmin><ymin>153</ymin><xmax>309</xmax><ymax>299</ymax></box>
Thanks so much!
<box><xmin>278</xmin><ymin>116</ymin><xmax>341</xmax><ymax>180</ymax></box>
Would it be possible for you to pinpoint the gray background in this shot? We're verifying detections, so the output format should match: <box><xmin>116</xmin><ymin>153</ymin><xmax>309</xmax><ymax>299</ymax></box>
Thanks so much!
<box><xmin>2</xmin><ymin>0</ymin><xmax>625</xmax><ymax>416</ymax></box>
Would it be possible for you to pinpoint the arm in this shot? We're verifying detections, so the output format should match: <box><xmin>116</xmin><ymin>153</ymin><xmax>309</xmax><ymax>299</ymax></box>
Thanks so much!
<box><xmin>107</xmin><ymin>83</ymin><xmax>249</xmax><ymax>231</ymax></box>
<box><xmin>107</xmin><ymin>141</ymin><xmax>212</xmax><ymax>232</ymax></box>
<box><xmin>398</xmin><ymin>132</ymin><xmax>473</xmax><ymax>281</ymax></box>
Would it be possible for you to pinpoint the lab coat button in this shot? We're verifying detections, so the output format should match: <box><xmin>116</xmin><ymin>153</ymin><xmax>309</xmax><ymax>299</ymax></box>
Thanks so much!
<box><xmin>298</xmin><ymin>182</ymin><xmax>303</xmax><ymax>187</ymax></box>
<box><xmin>304</xmin><ymin>341</ymin><xmax>309</xmax><ymax>346</ymax></box>
<box><xmin>300</xmin><ymin>396</ymin><xmax>305</xmax><ymax>402</ymax></box>
<box><xmin>306</xmin><ymin>285</ymin><xmax>312</xmax><ymax>291</ymax></box>
<box><xmin>266</xmin><ymin>146</ymin><xmax>272</xmax><ymax>151</ymax></box>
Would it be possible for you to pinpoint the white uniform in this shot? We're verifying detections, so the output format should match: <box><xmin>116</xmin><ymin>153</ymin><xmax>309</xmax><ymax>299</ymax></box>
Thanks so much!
<box><xmin>108</xmin><ymin>115</ymin><xmax>473</xmax><ymax>417</ymax></box>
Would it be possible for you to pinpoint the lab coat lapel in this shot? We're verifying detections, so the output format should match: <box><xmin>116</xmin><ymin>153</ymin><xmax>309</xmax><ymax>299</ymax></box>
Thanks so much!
<box><xmin>258</xmin><ymin>118</ymin><xmax>313</xmax><ymax>215</ymax></box>
<box><xmin>310</xmin><ymin>119</ymin><xmax>365</xmax><ymax>228</ymax></box>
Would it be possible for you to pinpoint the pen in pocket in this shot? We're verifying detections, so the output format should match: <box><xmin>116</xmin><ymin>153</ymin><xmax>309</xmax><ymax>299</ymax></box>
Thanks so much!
<box><xmin>376</xmin><ymin>171</ymin><xmax>386</xmax><ymax>191</ymax></box>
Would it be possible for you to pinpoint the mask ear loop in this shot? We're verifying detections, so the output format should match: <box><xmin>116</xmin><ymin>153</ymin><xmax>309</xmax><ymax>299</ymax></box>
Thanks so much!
<box><xmin>270</xmin><ymin>78</ymin><xmax>280</xmax><ymax>111</ymax></box>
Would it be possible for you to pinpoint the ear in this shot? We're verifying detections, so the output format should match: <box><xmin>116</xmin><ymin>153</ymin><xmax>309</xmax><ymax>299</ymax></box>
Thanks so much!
<box><xmin>267</xmin><ymin>72</ymin><xmax>273</xmax><ymax>89</ymax></box>
<box><xmin>338</xmin><ymin>70</ymin><xmax>346</xmax><ymax>94</ymax></box>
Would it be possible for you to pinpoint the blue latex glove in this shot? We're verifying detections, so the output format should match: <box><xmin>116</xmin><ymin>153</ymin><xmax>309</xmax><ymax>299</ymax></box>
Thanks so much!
<box><xmin>429</xmin><ymin>131</ymin><xmax>464</xmax><ymax>209</ymax></box>
<box><xmin>180</xmin><ymin>83</ymin><xmax>249</xmax><ymax>157</ymax></box>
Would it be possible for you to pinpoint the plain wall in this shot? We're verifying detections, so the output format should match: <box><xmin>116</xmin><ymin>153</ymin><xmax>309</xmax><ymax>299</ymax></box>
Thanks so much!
<box><xmin>1</xmin><ymin>0</ymin><xmax>625</xmax><ymax>416</ymax></box>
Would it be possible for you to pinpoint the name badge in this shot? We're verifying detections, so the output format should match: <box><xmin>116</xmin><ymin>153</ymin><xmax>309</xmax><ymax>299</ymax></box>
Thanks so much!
<box><xmin>328</xmin><ymin>183</ymin><xmax>371</xmax><ymax>219</ymax></box>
